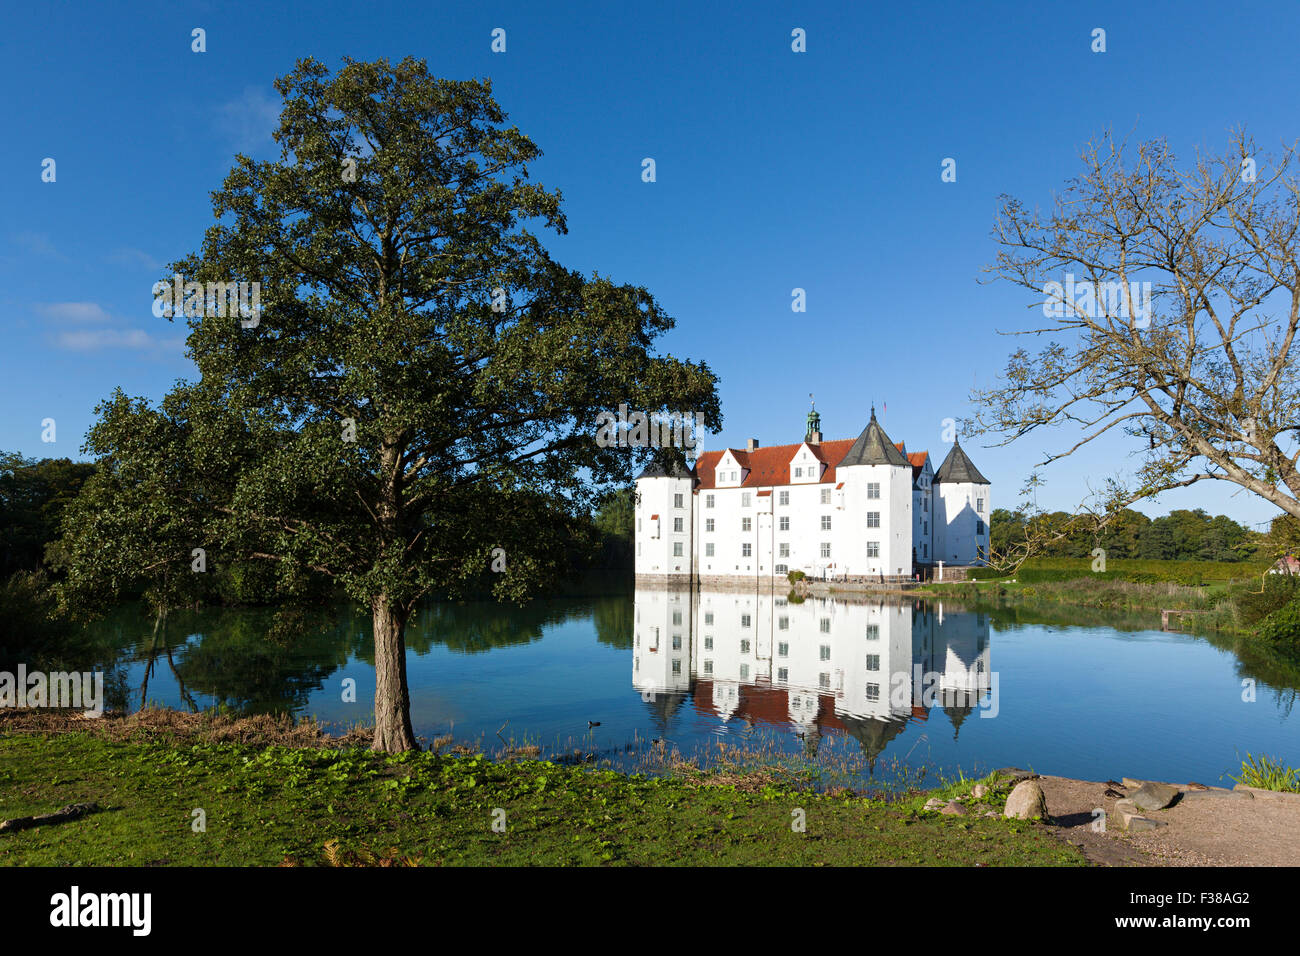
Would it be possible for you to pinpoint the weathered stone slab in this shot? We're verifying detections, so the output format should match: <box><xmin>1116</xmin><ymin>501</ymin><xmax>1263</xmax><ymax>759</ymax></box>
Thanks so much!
<box><xmin>940</xmin><ymin>801</ymin><xmax>968</xmax><ymax>816</ymax></box>
<box><xmin>1131</xmin><ymin>781</ymin><xmax>1180</xmax><ymax>811</ymax></box>
<box><xmin>1233</xmin><ymin>784</ymin><xmax>1300</xmax><ymax>803</ymax></box>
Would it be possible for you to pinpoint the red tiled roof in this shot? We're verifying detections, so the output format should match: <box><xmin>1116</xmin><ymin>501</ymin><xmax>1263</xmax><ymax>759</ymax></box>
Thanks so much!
<box><xmin>694</xmin><ymin>439</ymin><xmax>931</xmax><ymax>489</ymax></box>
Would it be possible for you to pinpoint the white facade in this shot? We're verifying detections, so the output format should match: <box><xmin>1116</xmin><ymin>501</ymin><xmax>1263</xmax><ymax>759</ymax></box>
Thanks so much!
<box><xmin>634</xmin><ymin>411</ymin><xmax>991</xmax><ymax>581</ymax></box>
<box><xmin>631</xmin><ymin>588</ymin><xmax>994</xmax><ymax>750</ymax></box>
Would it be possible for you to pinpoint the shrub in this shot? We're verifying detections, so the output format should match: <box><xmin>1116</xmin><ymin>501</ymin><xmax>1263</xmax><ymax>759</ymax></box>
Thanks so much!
<box><xmin>787</xmin><ymin>569</ymin><xmax>805</xmax><ymax>584</ymax></box>
<box><xmin>1230</xmin><ymin>753</ymin><xmax>1300</xmax><ymax>793</ymax></box>
<box><xmin>1257</xmin><ymin>598</ymin><xmax>1300</xmax><ymax>649</ymax></box>
<box><xmin>1234</xmin><ymin>575</ymin><xmax>1298</xmax><ymax>627</ymax></box>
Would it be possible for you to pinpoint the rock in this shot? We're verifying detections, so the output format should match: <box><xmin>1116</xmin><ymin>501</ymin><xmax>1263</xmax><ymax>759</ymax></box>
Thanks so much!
<box><xmin>995</xmin><ymin>768</ymin><xmax>1040</xmax><ymax>789</ymax></box>
<box><xmin>1233</xmin><ymin>784</ymin><xmax>1300</xmax><ymax>803</ymax></box>
<box><xmin>1124</xmin><ymin>814</ymin><xmax>1168</xmax><ymax>833</ymax></box>
<box><xmin>1004</xmin><ymin>780</ymin><xmax>1049</xmax><ymax>820</ymax></box>
<box><xmin>983</xmin><ymin>811</ymin><xmax>999</xmax><ymax>818</ymax></box>
<box><xmin>941</xmin><ymin>801</ymin><xmax>968</xmax><ymax>816</ymax></box>
<box><xmin>1180</xmin><ymin>788</ymin><xmax>1253</xmax><ymax>802</ymax></box>
<box><xmin>1131</xmin><ymin>781</ymin><xmax>1180</xmax><ymax>812</ymax></box>
<box><xmin>924</xmin><ymin>798</ymin><xmax>945</xmax><ymax>810</ymax></box>
<box><xmin>971</xmin><ymin>784</ymin><xmax>988</xmax><ymax>799</ymax></box>
<box><xmin>1185</xmin><ymin>781</ymin><xmax>1209</xmax><ymax>791</ymax></box>
<box><xmin>1114</xmin><ymin>798</ymin><xmax>1138</xmax><ymax>816</ymax></box>
<box><xmin>1122</xmin><ymin>777</ymin><xmax>1145</xmax><ymax>790</ymax></box>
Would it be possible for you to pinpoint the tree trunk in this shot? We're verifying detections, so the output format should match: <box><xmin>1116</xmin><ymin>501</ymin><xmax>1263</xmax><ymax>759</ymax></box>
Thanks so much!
<box><xmin>372</xmin><ymin>594</ymin><xmax>419</xmax><ymax>752</ymax></box>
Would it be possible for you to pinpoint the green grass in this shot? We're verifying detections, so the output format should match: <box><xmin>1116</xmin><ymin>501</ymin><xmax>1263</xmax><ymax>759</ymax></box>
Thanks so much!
<box><xmin>0</xmin><ymin>732</ymin><xmax>1086</xmax><ymax>867</ymax></box>
<box><xmin>1229</xmin><ymin>753</ymin><xmax>1300</xmax><ymax>793</ymax></box>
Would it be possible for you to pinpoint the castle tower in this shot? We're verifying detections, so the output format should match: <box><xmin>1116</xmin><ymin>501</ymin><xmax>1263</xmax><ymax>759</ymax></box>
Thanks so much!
<box><xmin>633</xmin><ymin>456</ymin><xmax>696</xmax><ymax>581</ymax></box>
<box><xmin>834</xmin><ymin>407</ymin><xmax>913</xmax><ymax>580</ymax></box>
<box><xmin>932</xmin><ymin>438</ymin><xmax>991</xmax><ymax>566</ymax></box>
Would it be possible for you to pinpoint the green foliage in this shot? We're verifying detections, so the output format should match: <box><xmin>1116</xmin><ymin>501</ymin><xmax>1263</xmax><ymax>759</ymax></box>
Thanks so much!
<box><xmin>51</xmin><ymin>57</ymin><xmax>719</xmax><ymax>623</ymax></box>
<box><xmin>991</xmin><ymin>507</ymin><xmax>1263</xmax><ymax>563</ymax></box>
<box><xmin>1230</xmin><ymin>753</ymin><xmax>1300</xmax><ymax>793</ymax></box>
<box><xmin>0</xmin><ymin>453</ymin><xmax>96</xmax><ymax>576</ymax></box>
<box><xmin>1256</xmin><ymin>598</ymin><xmax>1300</xmax><ymax>649</ymax></box>
<box><xmin>787</xmin><ymin>569</ymin><xmax>806</xmax><ymax>584</ymax></box>
<box><xmin>1234</xmin><ymin>575</ymin><xmax>1299</xmax><ymax>627</ymax></box>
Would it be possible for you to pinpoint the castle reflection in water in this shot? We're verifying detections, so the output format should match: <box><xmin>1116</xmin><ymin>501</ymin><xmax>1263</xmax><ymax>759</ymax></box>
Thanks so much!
<box><xmin>633</xmin><ymin>587</ymin><xmax>995</xmax><ymax>761</ymax></box>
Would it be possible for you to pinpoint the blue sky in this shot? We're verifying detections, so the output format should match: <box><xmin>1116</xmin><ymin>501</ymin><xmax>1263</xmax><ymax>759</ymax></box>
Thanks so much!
<box><xmin>3</xmin><ymin>0</ymin><xmax>1298</xmax><ymax>528</ymax></box>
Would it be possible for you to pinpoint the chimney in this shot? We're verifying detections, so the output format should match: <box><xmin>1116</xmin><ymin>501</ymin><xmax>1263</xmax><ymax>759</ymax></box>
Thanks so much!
<box><xmin>746</xmin><ymin>438</ymin><xmax>760</xmax><ymax>452</ymax></box>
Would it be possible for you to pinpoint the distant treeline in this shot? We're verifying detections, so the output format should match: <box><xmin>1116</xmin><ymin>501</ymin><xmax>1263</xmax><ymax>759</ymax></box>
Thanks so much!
<box><xmin>1</xmin><ymin>452</ymin><xmax>636</xmax><ymax>611</ymax></box>
<box><xmin>990</xmin><ymin>506</ymin><xmax>1294</xmax><ymax>563</ymax></box>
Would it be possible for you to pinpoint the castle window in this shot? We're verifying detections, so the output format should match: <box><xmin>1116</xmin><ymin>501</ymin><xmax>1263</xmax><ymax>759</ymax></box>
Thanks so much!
<box><xmin>923</xmin><ymin>499</ymin><xmax>928</xmax><ymax>512</ymax></box>
<box><xmin>779</xmin><ymin>516</ymin><xmax>789</xmax><ymax>531</ymax></box>
<box><xmin>867</xmin><ymin>482</ymin><xmax>880</xmax><ymax>499</ymax></box>
<box><xmin>741</xmin><ymin>614</ymin><xmax>751</xmax><ymax>628</ymax></box>
<box><xmin>820</xmin><ymin>542</ymin><xmax>831</xmax><ymax>558</ymax></box>
<box><xmin>977</xmin><ymin>497</ymin><xmax>985</xmax><ymax>513</ymax></box>
<box><xmin>778</xmin><ymin>641</ymin><xmax>789</xmax><ymax>656</ymax></box>
<box><xmin>794</xmin><ymin>466</ymin><xmax>802</xmax><ymax>477</ymax></box>
<box><xmin>705</xmin><ymin>543</ymin><xmax>715</xmax><ymax>557</ymax></box>
<box><xmin>867</xmin><ymin>541</ymin><xmax>879</xmax><ymax>558</ymax></box>
<box><xmin>976</xmin><ymin>520</ymin><xmax>985</xmax><ymax>536</ymax></box>
<box><xmin>779</xmin><ymin>490</ymin><xmax>789</xmax><ymax>506</ymax></box>
<box><xmin>706</xmin><ymin>518</ymin><xmax>715</xmax><ymax>532</ymax></box>
<box><xmin>672</xmin><ymin>659</ymin><xmax>681</xmax><ymax>675</ymax></box>
<box><xmin>704</xmin><ymin>636</ymin><xmax>713</xmax><ymax>650</ymax></box>
<box><xmin>740</xmin><ymin>640</ymin><xmax>750</xmax><ymax>654</ymax></box>
<box><xmin>673</xmin><ymin>517</ymin><xmax>683</xmax><ymax>532</ymax></box>
<box><xmin>865</xmin><ymin>683</ymin><xmax>880</xmax><ymax>702</ymax></box>
<box><xmin>672</xmin><ymin>635</ymin><xmax>681</xmax><ymax>650</ymax></box>
<box><xmin>866</xmin><ymin>624</ymin><xmax>879</xmax><ymax>640</ymax></box>
<box><xmin>820</xmin><ymin>515</ymin><xmax>831</xmax><ymax>531</ymax></box>
<box><xmin>779</xmin><ymin>543</ymin><xmax>789</xmax><ymax>558</ymax></box>
<box><xmin>820</xmin><ymin>488</ymin><xmax>831</xmax><ymax>505</ymax></box>
<box><xmin>775</xmin><ymin>563</ymin><xmax>788</xmax><ymax>575</ymax></box>
<box><xmin>672</xmin><ymin>611</ymin><xmax>682</xmax><ymax>625</ymax></box>
<box><xmin>778</xmin><ymin>667</ymin><xmax>788</xmax><ymax>682</ymax></box>
<box><xmin>742</xmin><ymin>517</ymin><xmax>752</xmax><ymax>532</ymax></box>
<box><xmin>741</xmin><ymin>543</ymin><xmax>752</xmax><ymax>557</ymax></box>
<box><xmin>778</xmin><ymin>617</ymin><xmax>789</xmax><ymax>632</ymax></box>
<box><xmin>819</xmin><ymin>673</ymin><xmax>830</xmax><ymax>690</ymax></box>
<box><xmin>673</xmin><ymin>542</ymin><xmax>683</xmax><ymax>557</ymax></box>
<box><xmin>865</xmin><ymin>654</ymin><xmax>880</xmax><ymax>671</ymax></box>
<box><xmin>703</xmin><ymin>659</ymin><xmax>713</xmax><ymax>674</ymax></box>
<box><xmin>704</xmin><ymin>612</ymin><xmax>713</xmax><ymax>625</ymax></box>
<box><xmin>674</xmin><ymin>493</ymin><xmax>683</xmax><ymax>508</ymax></box>
<box><xmin>820</xmin><ymin>618</ymin><xmax>831</xmax><ymax>634</ymax></box>
<box><xmin>820</xmin><ymin>644</ymin><xmax>830</xmax><ymax>660</ymax></box>
<box><xmin>742</xmin><ymin>492</ymin><xmax>751</xmax><ymax>507</ymax></box>
<box><xmin>740</xmin><ymin>664</ymin><xmax>749</xmax><ymax>681</ymax></box>
<box><xmin>867</xmin><ymin>512</ymin><xmax>881</xmax><ymax>528</ymax></box>
<box><xmin>706</xmin><ymin>494</ymin><xmax>715</xmax><ymax>508</ymax></box>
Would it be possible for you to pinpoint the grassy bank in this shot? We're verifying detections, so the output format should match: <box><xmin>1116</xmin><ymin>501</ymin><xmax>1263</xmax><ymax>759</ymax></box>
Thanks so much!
<box><xmin>911</xmin><ymin>558</ymin><xmax>1299</xmax><ymax>647</ymax></box>
<box><xmin>0</xmin><ymin>712</ymin><xmax>1084</xmax><ymax>867</ymax></box>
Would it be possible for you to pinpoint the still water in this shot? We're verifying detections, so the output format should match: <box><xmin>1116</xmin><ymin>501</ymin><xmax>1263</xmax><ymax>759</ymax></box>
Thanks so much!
<box><xmin>81</xmin><ymin>588</ymin><xmax>1299</xmax><ymax>788</ymax></box>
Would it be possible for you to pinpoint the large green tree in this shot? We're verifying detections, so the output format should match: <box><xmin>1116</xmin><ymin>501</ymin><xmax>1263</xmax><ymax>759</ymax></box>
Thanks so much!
<box><xmin>55</xmin><ymin>57</ymin><xmax>719</xmax><ymax>751</ymax></box>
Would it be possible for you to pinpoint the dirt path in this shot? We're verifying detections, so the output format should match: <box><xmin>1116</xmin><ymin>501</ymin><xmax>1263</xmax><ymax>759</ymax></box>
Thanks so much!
<box><xmin>1036</xmin><ymin>775</ymin><xmax>1300</xmax><ymax>866</ymax></box>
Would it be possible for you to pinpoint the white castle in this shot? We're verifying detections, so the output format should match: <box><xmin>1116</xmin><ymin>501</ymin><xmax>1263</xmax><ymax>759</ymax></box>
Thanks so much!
<box><xmin>634</xmin><ymin>405</ymin><xmax>991</xmax><ymax>584</ymax></box>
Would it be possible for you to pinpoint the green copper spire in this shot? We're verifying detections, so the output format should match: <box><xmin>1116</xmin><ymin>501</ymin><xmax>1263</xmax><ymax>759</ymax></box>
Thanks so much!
<box><xmin>805</xmin><ymin>394</ymin><xmax>821</xmax><ymax>441</ymax></box>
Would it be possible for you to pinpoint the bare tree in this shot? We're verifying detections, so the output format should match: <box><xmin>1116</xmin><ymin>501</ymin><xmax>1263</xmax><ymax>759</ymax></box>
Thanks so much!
<box><xmin>973</xmin><ymin>129</ymin><xmax>1300</xmax><ymax>541</ymax></box>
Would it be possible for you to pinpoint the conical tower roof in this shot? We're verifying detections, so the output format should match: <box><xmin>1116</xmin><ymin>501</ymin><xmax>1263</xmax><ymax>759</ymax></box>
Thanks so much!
<box><xmin>837</xmin><ymin>408</ymin><xmax>910</xmax><ymax>468</ymax></box>
<box><xmin>934</xmin><ymin>440</ymin><xmax>990</xmax><ymax>484</ymax></box>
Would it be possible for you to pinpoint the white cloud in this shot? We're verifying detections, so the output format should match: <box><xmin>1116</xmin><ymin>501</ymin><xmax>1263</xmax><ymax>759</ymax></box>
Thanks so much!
<box><xmin>108</xmin><ymin>247</ymin><xmax>163</xmax><ymax>271</ymax></box>
<box><xmin>36</xmin><ymin>301</ymin><xmax>111</xmax><ymax>323</ymax></box>
<box><xmin>55</xmin><ymin>328</ymin><xmax>183</xmax><ymax>353</ymax></box>
<box><xmin>218</xmin><ymin>86</ymin><xmax>281</xmax><ymax>155</ymax></box>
